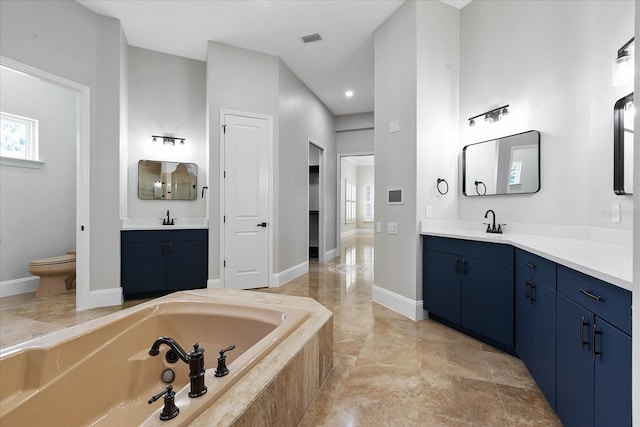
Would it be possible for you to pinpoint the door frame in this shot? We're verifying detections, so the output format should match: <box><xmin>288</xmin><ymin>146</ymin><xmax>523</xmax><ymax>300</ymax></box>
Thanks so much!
<box><xmin>308</xmin><ymin>139</ymin><xmax>325</xmax><ymax>262</ymax></box>
<box><xmin>336</xmin><ymin>151</ymin><xmax>374</xmax><ymax>256</ymax></box>
<box><xmin>1</xmin><ymin>56</ymin><xmax>91</xmax><ymax>310</ymax></box>
<box><xmin>219</xmin><ymin>109</ymin><xmax>273</xmax><ymax>288</ymax></box>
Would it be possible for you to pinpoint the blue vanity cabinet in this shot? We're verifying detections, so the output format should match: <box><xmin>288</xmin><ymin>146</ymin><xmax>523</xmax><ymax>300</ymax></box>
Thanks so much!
<box><xmin>514</xmin><ymin>249</ymin><xmax>557</xmax><ymax>409</ymax></box>
<box><xmin>121</xmin><ymin>229</ymin><xmax>208</xmax><ymax>298</ymax></box>
<box><xmin>422</xmin><ymin>236</ymin><xmax>515</xmax><ymax>350</ymax></box>
<box><xmin>555</xmin><ymin>266</ymin><xmax>632</xmax><ymax>427</ymax></box>
<box><xmin>422</xmin><ymin>248</ymin><xmax>461</xmax><ymax>323</ymax></box>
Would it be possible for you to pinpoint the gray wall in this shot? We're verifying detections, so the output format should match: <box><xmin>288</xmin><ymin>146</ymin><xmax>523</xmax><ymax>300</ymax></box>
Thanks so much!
<box><xmin>0</xmin><ymin>69</ymin><xmax>76</xmax><ymax>282</ymax></box>
<box><xmin>206</xmin><ymin>42</ymin><xmax>336</xmax><ymax>281</ymax></box>
<box><xmin>206</xmin><ymin>41</ymin><xmax>279</xmax><ymax>281</ymax></box>
<box><xmin>416</xmin><ymin>0</ymin><xmax>460</xmax><ymax>224</ymax></box>
<box><xmin>127</xmin><ymin>46</ymin><xmax>206</xmax><ymax>219</ymax></box>
<box><xmin>0</xmin><ymin>0</ymin><xmax>124</xmax><ymax>294</ymax></box>
<box><xmin>374</xmin><ymin>0</ymin><xmax>419</xmax><ymax>300</ymax></box>
<box><xmin>459</xmin><ymin>0</ymin><xmax>634</xmax><ymax>229</ymax></box>
<box><xmin>336</xmin><ymin>112</ymin><xmax>374</xmax><ymax>156</ymax></box>
<box><xmin>278</xmin><ymin>60</ymin><xmax>336</xmax><ymax>267</ymax></box>
<box><xmin>374</xmin><ymin>1</ymin><xmax>459</xmax><ymax>302</ymax></box>
<box><xmin>336</xmin><ymin>112</ymin><xmax>374</xmax><ymax>132</ymax></box>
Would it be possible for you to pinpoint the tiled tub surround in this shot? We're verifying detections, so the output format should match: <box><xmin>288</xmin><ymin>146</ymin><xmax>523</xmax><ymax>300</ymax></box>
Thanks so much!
<box><xmin>0</xmin><ymin>290</ymin><xmax>333</xmax><ymax>427</ymax></box>
<box><xmin>420</xmin><ymin>220</ymin><xmax>632</xmax><ymax>291</ymax></box>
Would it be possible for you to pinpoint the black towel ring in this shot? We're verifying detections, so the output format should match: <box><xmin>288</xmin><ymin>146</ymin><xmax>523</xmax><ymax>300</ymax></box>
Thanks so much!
<box><xmin>436</xmin><ymin>178</ymin><xmax>449</xmax><ymax>195</ymax></box>
<box><xmin>474</xmin><ymin>180</ymin><xmax>487</xmax><ymax>196</ymax></box>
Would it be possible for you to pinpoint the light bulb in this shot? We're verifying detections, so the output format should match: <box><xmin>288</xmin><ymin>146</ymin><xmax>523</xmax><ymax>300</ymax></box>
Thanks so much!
<box><xmin>612</xmin><ymin>54</ymin><xmax>633</xmax><ymax>87</ymax></box>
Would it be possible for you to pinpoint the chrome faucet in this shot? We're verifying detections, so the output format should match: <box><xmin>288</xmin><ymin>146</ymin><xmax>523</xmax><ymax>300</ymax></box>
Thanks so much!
<box><xmin>484</xmin><ymin>209</ymin><xmax>503</xmax><ymax>234</ymax></box>
<box><xmin>148</xmin><ymin>337</ymin><xmax>207</xmax><ymax>398</ymax></box>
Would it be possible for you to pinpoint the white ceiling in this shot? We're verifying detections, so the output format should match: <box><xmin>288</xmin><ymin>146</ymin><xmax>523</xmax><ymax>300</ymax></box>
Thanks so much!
<box><xmin>77</xmin><ymin>0</ymin><xmax>469</xmax><ymax>116</ymax></box>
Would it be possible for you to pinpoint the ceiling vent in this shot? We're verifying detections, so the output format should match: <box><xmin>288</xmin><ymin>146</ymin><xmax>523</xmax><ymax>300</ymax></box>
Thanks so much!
<box><xmin>300</xmin><ymin>33</ymin><xmax>322</xmax><ymax>44</ymax></box>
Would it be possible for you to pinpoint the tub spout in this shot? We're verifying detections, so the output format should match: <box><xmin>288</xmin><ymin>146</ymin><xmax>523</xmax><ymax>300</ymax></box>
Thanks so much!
<box><xmin>148</xmin><ymin>337</ymin><xmax>208</xmax><ymax>398</ymax></box>
<box><xmin>148</xmin><ymin>337</ymin><xmax>189</xmax><ymax>362</ymax></box>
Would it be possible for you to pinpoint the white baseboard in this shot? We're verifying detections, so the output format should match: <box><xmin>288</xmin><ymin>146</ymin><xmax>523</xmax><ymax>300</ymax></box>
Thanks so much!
<box><xmin>340</xmin><ymin>229</ymin><xmax>373</xmax><ymax>239</ymax></box>
<box><xmin>372</xmin><ymin>285</ymin><xmax>426</xmax><ymax>321</ymax></box>
<box><xmin>86</xmin><ymin>287</ymin><xmax>123</xmax><ymax>309</ymax></box>
<box><xmin>271</xmin><ymin>261</ymin><xmax>308</xmax><ymax>287</ymax></box>
<box><xmin>0</xmin><ymin>277</ymin><xmax>38</xmax><ymax>298</ymax></box>
<box><xmin>357</xmin><ymin>228</ymin><xmax>374</xmax><ymax>234</ymax></box>
<box><xmin>207</xmin><ymin>279</ymin><xmax>222</xmax><ymax>289</ymax></box>
<box><xmin>340</xmin><ymin>229</ymin><xmax>357</xmax><ymax>239</ymax></box>
<box><xmin>324</xmin><ymin>248</ymin><xmax>338</xmax><ymax>261</ymax></box>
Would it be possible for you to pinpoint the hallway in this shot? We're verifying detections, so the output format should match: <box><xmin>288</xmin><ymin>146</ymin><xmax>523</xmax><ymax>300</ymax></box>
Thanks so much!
<box><xmin>0</xmin><ymin>234</ymin><xmax>559</xmax><ymax>426</ymax></box>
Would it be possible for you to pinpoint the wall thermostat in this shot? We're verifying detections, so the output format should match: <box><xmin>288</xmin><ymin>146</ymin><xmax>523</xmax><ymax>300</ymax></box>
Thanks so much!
<box><xmin>387</xmin><ymin>188</ymin><xmax>404</xmax><ymax>205</ymax></box>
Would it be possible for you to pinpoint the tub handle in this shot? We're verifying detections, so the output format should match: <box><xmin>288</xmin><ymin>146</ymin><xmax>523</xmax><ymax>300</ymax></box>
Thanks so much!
<box><xmin>214</xmin><ymin>345</ymin><xmax>236</xmax><ymax>377</ymax></box>
<box><xmin>148</xmin><ymin>385</ymin><xmax>179</xmax><ymax>421</ymax></box>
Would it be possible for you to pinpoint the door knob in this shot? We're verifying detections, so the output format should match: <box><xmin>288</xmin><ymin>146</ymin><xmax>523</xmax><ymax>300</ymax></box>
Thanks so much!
<box><xmin>257</xmin><ymin>222</ymin><xmax>268</xmax><ymax>227</ymax></box>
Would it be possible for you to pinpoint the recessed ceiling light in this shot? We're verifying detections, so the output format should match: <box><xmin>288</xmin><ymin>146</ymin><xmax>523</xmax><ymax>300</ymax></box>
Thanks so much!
<box><xmin>345</xmin><ymin>90</ymin><xmax>354</xmax><ymax>98</ymax></box>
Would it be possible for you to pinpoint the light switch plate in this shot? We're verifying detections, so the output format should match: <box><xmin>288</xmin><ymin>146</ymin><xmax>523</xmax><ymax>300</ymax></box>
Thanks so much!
<box><xmin>376</xmin><ymin>222</ymin><xmax>381</xmax><ymax>233</ymax></box>
<box><xmin>387</xmin><ymin>222</ymin><xmax>398</xmax><ymax>234</ymax></box>
<box><xmin>612</xmin><ymin>204</ymin><xmax>621</xmax><ymax>223</ymax></box>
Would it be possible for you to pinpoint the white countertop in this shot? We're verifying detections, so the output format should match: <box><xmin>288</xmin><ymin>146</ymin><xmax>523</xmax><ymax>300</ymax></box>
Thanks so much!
<box><xmin>120</xmin><ymin>217</ymin><xmax>208</xmax><ymax>230</ymax></box>
<box><xmin>420</xmin><ymin>221</ymin><xmax>633</xmax><ymax>293</ymax></box>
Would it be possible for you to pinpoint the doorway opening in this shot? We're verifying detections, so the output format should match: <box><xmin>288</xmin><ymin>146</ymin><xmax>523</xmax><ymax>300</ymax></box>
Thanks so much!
<box><xmin>338</xmin><ymin>154</ymin><xmax>375</xmax><ymax>246</ymax></box>
<box><xmin>336</xmin><ymin>154</ymin><xmax>375</xmax><ymax>280</ymax></box>
<box><xmin>0</xmin><ymin>56</ymin><xmax>90</xmax><ymax>310</ymax></box>
<box><xmin>308</xmin><ymin>142</ymin><xmax>324</xmax><ymax>261</ymax></box>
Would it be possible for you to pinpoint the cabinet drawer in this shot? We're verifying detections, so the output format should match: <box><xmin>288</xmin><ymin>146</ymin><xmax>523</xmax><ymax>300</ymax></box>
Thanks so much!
<box><xmin>557</xmin><ymin>266</ymin><xmax>631</xmax><ymax>336</ymax></box>
<box><xmin>423</xmin><ymin>236</ymin><xmax>513</xmax><ymax>265</ymax></box>
<box><xmin>122</xmin><ymin>229</ymin><xmax>207</xmax><ymax>243</ymax></box>
<box><xmin>515</xmin><ymin>249</ymin><xmax>556</xmax><ymax>290</ymax></box>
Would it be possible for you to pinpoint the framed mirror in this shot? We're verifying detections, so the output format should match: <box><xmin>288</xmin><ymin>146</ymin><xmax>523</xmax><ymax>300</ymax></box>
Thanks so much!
<box><xmin>614</xmin><ymin>92</ymin><xmax>633</xmax><ymax>195</ymax></box>
<box><xmin>138</xmin><ymin>160</ymin><xmax>198</xmax><ymax>200</ymax></box>
<box><xmin>463</xmin><ymin>130</ymin><xmax>540</xmax><ymax>196</ymax></box>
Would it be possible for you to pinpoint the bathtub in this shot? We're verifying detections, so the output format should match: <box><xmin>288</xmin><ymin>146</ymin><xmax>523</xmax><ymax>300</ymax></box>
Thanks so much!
<box><xmin>0</xmin><ymin>290</ymin><xmax>318</xmax><ymax>426</ymax></box>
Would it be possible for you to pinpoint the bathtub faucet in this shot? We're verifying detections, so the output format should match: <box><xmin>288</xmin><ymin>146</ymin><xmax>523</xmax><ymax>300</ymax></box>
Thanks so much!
<box><xmin>148</xmin><ymin>337</ymin><xmax>208</xmax><ymax>398</ymax></box>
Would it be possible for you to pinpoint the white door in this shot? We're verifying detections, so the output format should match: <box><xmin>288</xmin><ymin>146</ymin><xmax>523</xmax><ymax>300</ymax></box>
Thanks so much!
<box><xmin>223</xmin><ymin>113</ymin><xmax>270</xmax><ymax>289</ymax></box>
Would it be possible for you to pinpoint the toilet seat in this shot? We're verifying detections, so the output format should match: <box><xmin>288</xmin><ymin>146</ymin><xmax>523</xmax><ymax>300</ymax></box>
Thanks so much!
<box><xmin>30</xmin><ymin>254</ymin><xmax>76</xmax><ymax>267</ymax></box>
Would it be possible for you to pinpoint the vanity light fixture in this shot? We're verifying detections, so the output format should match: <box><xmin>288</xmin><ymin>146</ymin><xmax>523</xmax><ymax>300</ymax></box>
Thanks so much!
<box><xmin>468</xmin><ymin>105</ymin><xmax>509</xmax><ymax>127</ymax></box>
<box><xmin>613</xmin><ymin>37</ymin><xmax>634</xmax><ymax>87</ymax></box>
<box><xmin>151</xmin><ymin>135</ymin><xmax>186</xmax><ymax>145</ymax></box>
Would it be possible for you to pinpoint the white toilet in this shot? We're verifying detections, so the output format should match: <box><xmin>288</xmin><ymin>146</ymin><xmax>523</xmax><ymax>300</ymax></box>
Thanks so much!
<box><xmin>29</xmin><ymin>252</ymin><xmax>76</xmax><ymax>297</ymax></box>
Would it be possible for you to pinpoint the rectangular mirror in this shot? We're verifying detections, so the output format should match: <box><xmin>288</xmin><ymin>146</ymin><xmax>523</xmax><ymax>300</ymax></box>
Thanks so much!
<box><xmin>463</xmin><ymin>130</ymin><xmax>540</xmax><ymax>196</ymax></box>
<box><xmin>614</xmin><ymin>92</ymin><xmax>633</xmax><ymax>195</ymax></box>
<box><xmin>138</xmin><ymin>160</ymin><xmax>198</xmax><ymax>200</ymax></box>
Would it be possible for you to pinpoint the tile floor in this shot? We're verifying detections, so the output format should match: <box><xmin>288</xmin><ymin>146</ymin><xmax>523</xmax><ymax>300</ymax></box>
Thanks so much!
<box><xmin>0</xmin><ymin>234</ymin><xmax>560</xmax><ymax>426</ymax></box>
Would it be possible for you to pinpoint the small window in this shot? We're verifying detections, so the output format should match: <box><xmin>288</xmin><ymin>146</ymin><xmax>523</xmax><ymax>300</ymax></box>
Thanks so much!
<box><xmin>345</xmin><ymin>180</ymin><xmax>356</xmax><ymax>224</ymax></box>
<box><xmin>1</xmin><ymin>112</ymin><xmax>39</xmax><ymax>161</ymax></box>
<box><xmin>364</xmin><ymin>184</ymin><xmax>374</xmax><ymax>221</ymax></box>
